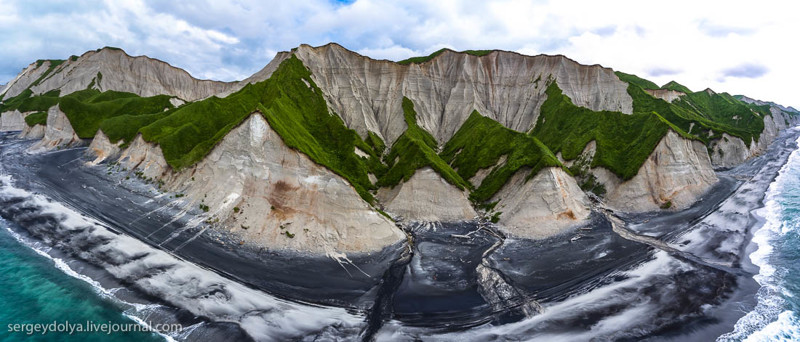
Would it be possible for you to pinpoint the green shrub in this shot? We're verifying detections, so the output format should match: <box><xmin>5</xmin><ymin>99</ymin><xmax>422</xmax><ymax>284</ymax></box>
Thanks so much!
<box><xmin>441</xmin><ymin>110</ymin><xmax>561</xmax><ymax>202</ymax></box>
<box><xmin>24</xmin><ymin>111</ymin><xmax>47</xmax><ymax>126</ymax></box>
<box><xmin>377</xmin><ymin>97</ymin><xmax>469</xmax><ymax>190</ymax></box>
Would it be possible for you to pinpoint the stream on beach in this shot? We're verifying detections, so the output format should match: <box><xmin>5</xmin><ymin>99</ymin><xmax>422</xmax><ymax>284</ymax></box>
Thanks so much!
<box><xmin>1</xmin><ymin>128</ymin><xmax>799</xmax><ymax>341</ymax></box>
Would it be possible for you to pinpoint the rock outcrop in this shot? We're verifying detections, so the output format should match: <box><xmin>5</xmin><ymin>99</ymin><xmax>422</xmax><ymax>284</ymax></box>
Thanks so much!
<box><xmin>601</xmin><ymin>131</ymin><xmax>718</xmax><ymax>212</ymax></box>
<box><xmin>2</xmin><ymin>48</ymin><xmax>236</xmax><ymax>101</ymax></box>
<box><xmin>294</xmin><ymin>43</ymin><xmax>633</xmax><ymax>145</ymax></box>
<box><xmin>28</xmin><ymin>105</ymin><xmax>81</xmax><ymax>152</ymax></box>
<box><xmin>710</xmin><ymin>108</ymin><xmax>800</xmax><ymax>168</ymax></box>
<box><xmin>86</xmin><ymin>130</ymin><xmax>122</xmax><ymax>165</ymax></box>
<box><xmin>492</xmin><ymin>167</ymin><xmax>591</xmax><ymax>238</ymax></box>
<box><xmin>117</xmin><ymin>135</ymin><xmax>169</xmax><ymax>180</ymax></box>
<box><xmin>0</xmin><ymin>110</ymin><xmax>27</xmax><ymax>131</ymax></box>
<box><xmin>645</xmin><ymin>89</ymin><xmax>685</xmax><ymax>103</ymax></box>
<box><xmin>113</xmin><ymin>114</ymin><xmax>406</xmax><ymax>254</ymax></box>
<box><xmin>377</xmin><ymin>167</ymin><xmax>477</xmax><ymax>222</ymax></box>
<box><xmin>18</xmin><ymin>124</ymin><xmax>45</xmax><ymax>139</ymax></box>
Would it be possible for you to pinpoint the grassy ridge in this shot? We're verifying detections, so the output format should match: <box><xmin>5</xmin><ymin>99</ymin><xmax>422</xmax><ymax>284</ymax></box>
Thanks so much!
<box><xmin>60</xmin><ymin>90</ymin><xmax>174</xmax><ymax>138</ymax></box>
<box><xmin>532</xmin><ymin>81</ymin><xmax>671</xmax><ymax>180</ymax></box>
<box><xmin>441</xmin><ymin>111</ymin><xmax>562</xmax><ymax>202</ymax></box>
<box><xmin>23</xmin><ymin>111</ymin><xmax>47</xmax><ymax>126</ymax></box>
<box><xmin>397</xmin><ymin>49</ymin><xmax>494</xmax><ymax>65</ymax></box>
<box><xmin>661</xmin><ymin>81</ymin><xmax>691</xmax><ymax>93</ymax></box>
<box><xmin>614</xmin><ymin>71</ymin><xmax>658</xmax><ymax>90</ymax></box>
<box><xmin>140</xmin><ymin>55</ymin><xmax>384</xmax><ymax>202</ymax></box>
<box><xmin>377</xmin><ymin>97</ymin><xmax>469</xmax><ymax>190</ymax></box>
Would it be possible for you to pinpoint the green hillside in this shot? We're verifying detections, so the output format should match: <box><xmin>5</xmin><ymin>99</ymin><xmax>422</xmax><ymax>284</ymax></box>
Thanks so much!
<box><xmin>1</xmin><ymin>47</ymin><xmax>790</xmax><ymax>208</ymax></box>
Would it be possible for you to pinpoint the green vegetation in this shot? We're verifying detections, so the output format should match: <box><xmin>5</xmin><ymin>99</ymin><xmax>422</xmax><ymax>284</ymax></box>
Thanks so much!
<box><xmin>377</xmin><ymin>97</ymin><xmax>469</xmax><ymax>190</ymax></box>
<box><xmin>199</xmin><ymin>204</ymin><xmax>210</xmax><ymax>212</ymax></box>
<box><xmin>532</xmin><ymin>81</ymin><xmax>672</xmax><ymax>180</ymax></box>
<box><xmin>397</xmin><ymin>48</ymin><xmax>494</xmax><ymax>65</ymax></box>
<box><xmin>661</xmin><ymin>81</ymin><xmax>691</xmax><ymax>93</ymax></box>
<box><xmin>614</xmin><ymin>71</ymin><xmax>658</xmax><ymax>90</ymax></box>
<box><xmin>23</xmin><ymin>111</ymin><xmax>47</xmax><ymax>126</ymax></box>
<box><xmin>441</xmin><ymin>110</ymin><xmax>561</xmax><ymax>202</ymax></box>
<box><xmin>660</xmin><ymin>201</ymin><xmax>673</xmax><ymax>209</ymax></box>
<box><xmin>140</xmin><ymin>55</ymin><xmax>384</xmax><ymax>202</ymax></box>
<box><xmin>59</xmin><ymin>89</ymin><xmax>173</xmax><ymax>138</ymax></box>
<box><xmin>0</xmin><ymin>89</ymin><xmax>61</xmax><ymax>114</ymax></box>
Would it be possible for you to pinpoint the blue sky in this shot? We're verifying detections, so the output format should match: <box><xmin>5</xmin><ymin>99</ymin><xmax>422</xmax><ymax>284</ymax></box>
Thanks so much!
<box><xmin>1</xmin><ymin>0</ymin><xmax>798</xmax><ymax>107</ymax></box>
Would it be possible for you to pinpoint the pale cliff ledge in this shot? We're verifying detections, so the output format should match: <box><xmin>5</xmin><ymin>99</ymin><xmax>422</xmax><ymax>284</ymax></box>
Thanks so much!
<box><xmin>293</xmin><ymin>43</ymin><xmax>634</xmax><ymax>146</ymax></box>
<box><xmin>645</xmin><ymin>89</ymin><xmax>685</xmax><ymax>103</ymax></box>
<box><xmin>377</xmin><ymin>167</ymin><xmax>477</xmax><ymax>222</ymax></box>
<box><xmin>105</xmin><ymin>114</ymin><xmax>405</xmax><ymax>255</ymax></box>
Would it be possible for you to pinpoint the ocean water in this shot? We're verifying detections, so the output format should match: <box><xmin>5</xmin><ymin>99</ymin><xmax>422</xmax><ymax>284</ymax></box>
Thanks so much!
<box><xmin>0</xmin><ymin>218</ymin><xmax>166</xmax><ymax>342</ymax></box>
<box><xmin>722</xmin><ymin>136</ymin><xmax>800</xmax><ymax>342</ymax></box>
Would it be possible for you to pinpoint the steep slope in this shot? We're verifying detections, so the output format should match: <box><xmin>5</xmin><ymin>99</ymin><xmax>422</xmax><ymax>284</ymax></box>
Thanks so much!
<box><xmin>6</xmin><ymin>43</ymin><xmax>797</xmax><ymax>248</ymax></box>
<box><xmin>294</xmin><ymin>43</ymin><xmax>633</xmax><ymax>146</ymax></box>
<box><xmin>1</xmin><ymin>47</ymin><xmax>235</xmax><ymax>101</ymax></box>
<box><xmin>115</xmin><ymin>114</ymin><xmax>406</xmax><ymax>254</ymax></box>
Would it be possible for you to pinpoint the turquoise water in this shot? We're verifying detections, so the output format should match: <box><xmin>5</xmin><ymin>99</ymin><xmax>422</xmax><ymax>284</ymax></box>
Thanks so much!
<box><xmin>722</xmin><ymin>137</ymin><xmax>800</xmax><ymax>341</ymax></box>
<box><xmin>0</xmin><ymin>219</ymin><xmax>165</xmax><ymax>342</ymax></box>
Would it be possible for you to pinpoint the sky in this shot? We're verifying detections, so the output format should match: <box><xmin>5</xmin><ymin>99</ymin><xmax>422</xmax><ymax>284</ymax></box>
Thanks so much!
<box><xmin>1</xmin><ymin>0</ymin><xmax>798</xmax><ymax>107</ymax></box>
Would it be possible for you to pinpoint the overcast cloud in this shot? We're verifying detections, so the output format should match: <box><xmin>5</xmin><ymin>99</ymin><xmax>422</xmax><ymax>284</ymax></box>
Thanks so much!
<box><xmin>1</xmin><ymin>0</ymin><xmax>798</xmax><ymax>107</ymax></box>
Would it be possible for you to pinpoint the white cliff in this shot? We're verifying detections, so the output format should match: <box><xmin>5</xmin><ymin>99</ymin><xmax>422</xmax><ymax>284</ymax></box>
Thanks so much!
<box><xmin>601</xmin><ymin>131</ymin><xmax>718</xmax><ymax>212</ymax></box>
<box><xmin>28</xmin><ymin>105</ymin><xmax>81</xmax><ymax>152</ymax></box>
<box><xmin>294</xmin><ymin>43</ymin><xmax>633</xmax><ymax>145</ymax></box>
<box><xmin>86</xmin><ymin>130</ymin><xmax>122</xmax><ymax>165</ymax></box>
<box><xmin>0</xmin><ymin>110</ymin><xmax>28</xmax><ymax>131</ymax></box>
<box><xmin>492</xmin><ymin>167</ymin><xmax>591</xmax><ymax>238</ymax></box>
<box><xmin>113</xmin><ymin>114</ymin><xmax>405</xmax><ymax>254</ymax></box>
<box><xmin>710</xmin><ymin>108</ymin><xmax>800</xmax><ymax>168</ymax></box>
<box><xmin>117</xmin><ymin>135</ymin><xmax>170</xmax><ymax>180</ymax></box>
<box><xmin>377</xmin><ymin>167</ymin><xmax>477</xmax><ymax>222</ymax></box>
<box><xmin>3</xmin><ymin>48</ymin><xmax>236</xmax><ymax>101</ymax></box>
<box><xmin>18</xmin><ymin>124</ymin><xmax>45</xmax><ymax>139</ymax></box>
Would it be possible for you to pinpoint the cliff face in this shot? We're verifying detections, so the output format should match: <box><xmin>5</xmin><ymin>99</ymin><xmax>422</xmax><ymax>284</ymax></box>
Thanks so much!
<box><xmin>86</xmin><ymin>130</ymin><xmax>122</xmax><ymax>165</ymax></box>
<box><xmin>111</xmin><ymin>114</ymin><xmax>405</xmax><ymax>254</ymax></box>
<box><xmin>710</xmin><ymin>108</ymin><xmax>800</xmax><ymax>168</ymax></box>
<box><xmin>645</xmin><ymin>89</ymin><xmax>685</xmax><ymax>103</ymax></box>
<box><xmin>377</xmin><ymin>167</ymin><xmax>477</xmax><ymax>222</ymax></box>
<box><xmin>0</xmin><ymin>110</ymin><xmax>27</xmax><ymax>131</ymax></box>
<box><xmin>2</xmin><ymin>48</ymin><xmax>236</xmax><ymax>101</ymax></box>
<box><xmin>18</xmin><ymin>124</ymin><xmax>45</xmax><ymax>139</ymax></box>
<box><xmin>294</xmin><ymin>43</ymin><xmax>633</xmax><ymax>145</ymax></box>
<box><xmin>492</xmin><ymin>167</ymin><xmax>591</xmax><ymax>238</ymax></box>
<box><xmin>28</xmin><ymin>105</ymin><xmax>81</xmax><ymax>152</ymax></box>
<box><xmin>601</xmin><ymin>131</ymin><xmax>718</xmax><ymax>212</ymax></box>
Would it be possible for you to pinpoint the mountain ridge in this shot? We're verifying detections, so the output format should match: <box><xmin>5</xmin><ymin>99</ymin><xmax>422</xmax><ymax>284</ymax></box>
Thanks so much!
<box><xmin>1</xmin><ymin>43</ymin><xmax>798</xmax><ymax>254</ymax></box>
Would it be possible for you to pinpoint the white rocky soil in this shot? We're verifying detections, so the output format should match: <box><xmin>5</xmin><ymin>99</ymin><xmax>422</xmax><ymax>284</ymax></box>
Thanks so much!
<box><xmin>113</xmin><ymin>114</ymin><xmax>406</xmax><ymax>254</ymax></box>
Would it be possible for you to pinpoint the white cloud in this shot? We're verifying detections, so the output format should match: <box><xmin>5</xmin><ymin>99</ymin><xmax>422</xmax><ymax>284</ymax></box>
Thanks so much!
<box><xmin>1</xmin><ymin>0</ymin><xmax>799</xmax><ymax>107</ymax></box>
